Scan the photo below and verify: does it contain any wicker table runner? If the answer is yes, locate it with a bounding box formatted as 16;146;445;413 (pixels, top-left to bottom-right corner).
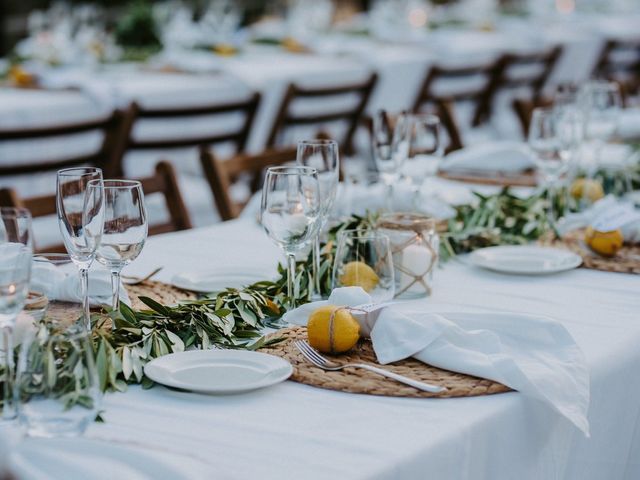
261;326;511;398
541;229;640;275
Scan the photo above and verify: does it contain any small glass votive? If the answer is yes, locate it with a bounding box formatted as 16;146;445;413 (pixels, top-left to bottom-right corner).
377;213;439;299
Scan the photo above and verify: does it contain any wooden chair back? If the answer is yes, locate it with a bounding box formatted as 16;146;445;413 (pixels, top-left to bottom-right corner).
480;46;562;124
200;146;298;221
593;39;640;82
511;96;555;138
0;110;125;177
0;161;192;252
412;62;497;152
112;93;261;176
266;74;378;156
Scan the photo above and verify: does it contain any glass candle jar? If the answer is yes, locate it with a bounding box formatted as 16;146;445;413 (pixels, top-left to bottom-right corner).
377;213;439;299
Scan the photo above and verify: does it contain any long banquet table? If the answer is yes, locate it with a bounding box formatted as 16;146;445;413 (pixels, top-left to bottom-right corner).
57;218;640;480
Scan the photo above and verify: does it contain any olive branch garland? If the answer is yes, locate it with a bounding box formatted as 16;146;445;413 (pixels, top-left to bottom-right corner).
0;188;574;411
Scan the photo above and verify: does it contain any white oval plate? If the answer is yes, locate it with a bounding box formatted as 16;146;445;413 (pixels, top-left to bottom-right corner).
144;350;293;394
171;266;274;293
469;246;582;275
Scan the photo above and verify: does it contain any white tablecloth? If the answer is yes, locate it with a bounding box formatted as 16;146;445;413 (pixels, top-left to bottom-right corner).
33;218;636;480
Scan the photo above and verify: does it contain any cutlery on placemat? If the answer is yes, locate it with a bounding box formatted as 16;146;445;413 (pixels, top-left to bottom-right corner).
122;267;164;285
294;340;446;393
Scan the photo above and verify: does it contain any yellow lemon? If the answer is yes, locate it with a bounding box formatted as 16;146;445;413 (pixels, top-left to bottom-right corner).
307;305;360;354
8;66;36;88
339;261;379;292
570;179;604;203
281;37;308;53
213;43;238;56
585;227;624;257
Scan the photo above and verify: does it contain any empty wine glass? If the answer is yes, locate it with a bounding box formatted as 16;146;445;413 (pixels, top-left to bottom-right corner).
261;167;321;306
332;230;395;304
56;167;104;331
528;107;581;227
372;110;410;211
0;207;33;420
403;113;443;211
296;139;339;300
580;80;622;174
92;180;148;312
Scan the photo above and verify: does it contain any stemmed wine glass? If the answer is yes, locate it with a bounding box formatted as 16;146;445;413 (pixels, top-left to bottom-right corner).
91;180;148;312
261;166;321;306
528;107;581;229
403;113;443;211
296;139;339;300
56;167;104;331
372;110;410;212
0;207;33;420
580;80;622;175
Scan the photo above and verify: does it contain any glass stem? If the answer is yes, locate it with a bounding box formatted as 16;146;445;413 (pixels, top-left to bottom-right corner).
2;326;15;420
286;252;296;308
547;180;556;235
310;237;322;301
111;269;122;313
385;181;393;212
80;267;91;332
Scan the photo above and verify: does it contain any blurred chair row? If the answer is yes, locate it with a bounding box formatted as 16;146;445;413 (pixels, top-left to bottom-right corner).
3;41;636;250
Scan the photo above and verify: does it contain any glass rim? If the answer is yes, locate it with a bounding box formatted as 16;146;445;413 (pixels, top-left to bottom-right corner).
337;229;390;241
297;139;338;147
33;253;72;264
57;167;103;177
0;206;32;219
88;179;142;189
377;212;436;230
266;166;318;176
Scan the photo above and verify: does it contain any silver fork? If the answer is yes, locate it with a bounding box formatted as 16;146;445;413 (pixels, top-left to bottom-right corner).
294;340;447;394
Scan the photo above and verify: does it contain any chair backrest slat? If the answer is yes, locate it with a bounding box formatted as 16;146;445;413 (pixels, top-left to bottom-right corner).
266;74;377;156
200;146;298;221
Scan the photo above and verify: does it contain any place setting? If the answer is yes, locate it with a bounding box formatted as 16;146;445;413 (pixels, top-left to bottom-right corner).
1;1;640;478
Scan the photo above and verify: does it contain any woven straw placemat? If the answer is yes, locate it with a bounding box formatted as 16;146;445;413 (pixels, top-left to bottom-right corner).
260;326;511;398
125;280;196;310
540;229;640;275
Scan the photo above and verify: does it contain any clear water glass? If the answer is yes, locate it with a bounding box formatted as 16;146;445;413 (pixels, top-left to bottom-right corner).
297;139;339;300
372;110;410;211
16;323;100;437
332;230;395;304
261;166;321;305
56;168;104;331
403;113;443;210
0;207;33;420
528;107;580;226
93;180;148;312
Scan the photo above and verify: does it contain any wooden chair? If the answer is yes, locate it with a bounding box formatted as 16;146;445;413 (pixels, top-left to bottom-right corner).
479;46;563;125
200;146;298;221
0;161;192;252
0;110;125;177
412;62;498;152
112;93;262;177
593;39;640;83
266;74;378;156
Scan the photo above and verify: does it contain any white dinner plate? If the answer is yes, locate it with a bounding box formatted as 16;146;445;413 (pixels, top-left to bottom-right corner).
469;246;582;275
171;266;274;293
144;350;293;394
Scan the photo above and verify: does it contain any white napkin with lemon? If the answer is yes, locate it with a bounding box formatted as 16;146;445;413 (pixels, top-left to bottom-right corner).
30;260;130;307
285;287;590;435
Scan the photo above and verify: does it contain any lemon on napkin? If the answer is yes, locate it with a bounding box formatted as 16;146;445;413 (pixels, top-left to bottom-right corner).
307;305;360;354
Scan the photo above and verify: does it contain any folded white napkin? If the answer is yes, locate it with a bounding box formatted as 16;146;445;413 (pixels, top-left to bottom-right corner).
286;287;590;435
30;261;130;307
441;141;535;173
559;195;640;243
